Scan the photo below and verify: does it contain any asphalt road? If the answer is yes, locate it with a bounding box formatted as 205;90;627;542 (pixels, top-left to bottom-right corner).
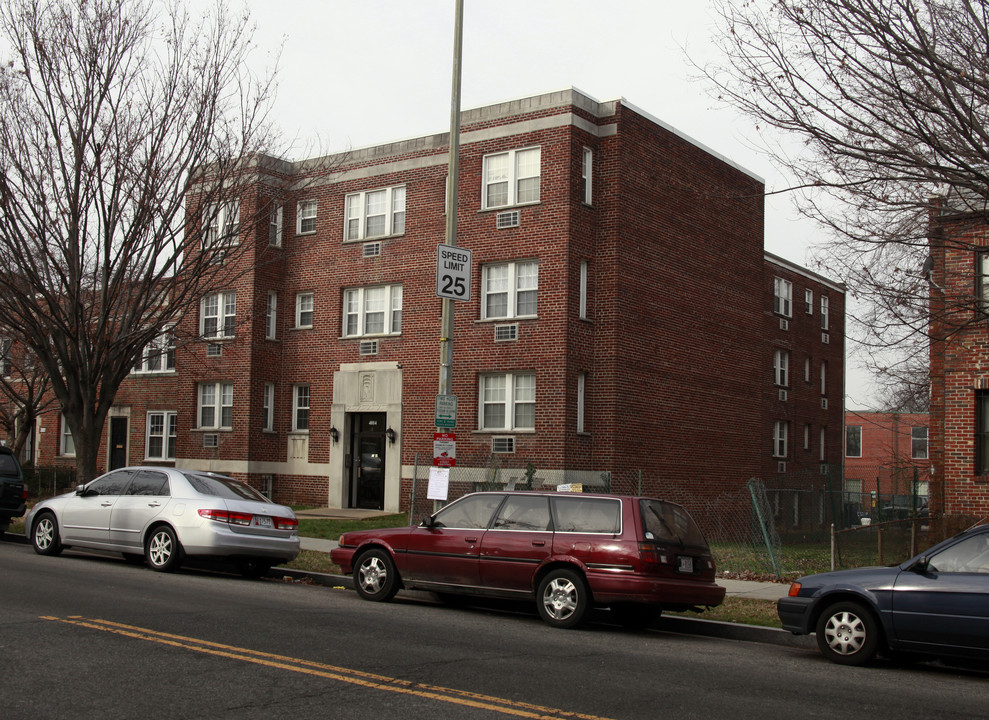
2;538;988;720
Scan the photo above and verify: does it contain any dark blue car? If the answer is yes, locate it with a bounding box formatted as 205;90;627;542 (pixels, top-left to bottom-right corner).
777;523;989;665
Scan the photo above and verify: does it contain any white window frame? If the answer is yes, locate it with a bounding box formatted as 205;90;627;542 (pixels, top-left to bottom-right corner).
481;261;538;320
263;383;275;432
344;185;406;241
579;260;589;320
577;372;587;433
200;292;236;340
820;427;827;462
198;382;233;430
146;411;177;461
774;277;792;317
804;288;814;315
581;147;593;205
912;426;929;459
60;413;75;457
133;328;175;374
773;420;788;458
804;423;811;451
266;291;277;340
295;292;314;329
342;285;402;337
479;373;536;431
773;349;789;387
269;205;283;247
297;200;317;235
0;337;11;377
203;201;240;249
846;425;863;458
821;360;828;395
804;356;811;383
292;384;310;432
482;147;541;210
820;295;830;330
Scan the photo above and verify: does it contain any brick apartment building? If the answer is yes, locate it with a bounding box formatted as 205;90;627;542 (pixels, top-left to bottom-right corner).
23;89;845;513
843;411;930;512
930;204;989;518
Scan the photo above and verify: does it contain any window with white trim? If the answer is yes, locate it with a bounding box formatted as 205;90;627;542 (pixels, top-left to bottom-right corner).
581;147;592;205
821;360;828;395
297;200;317;234
912;427;929;459
263;383;274;431
482;261;538;320
345;185;406;240
133;328;175;373
0;337;11;377
820;295;830;330
480;373;536;431
579;260;589;319
482;147;540;209
577;372;587;433
198;382;233;429
804;356;811;383
60;413;75;456
804;423;812;450
266;292;277;340
773;349;789;387
846;425;862;458
146;411;177;460
269;205;283;247
774;277;792;317
293;384;310;431
200;292;236;340
820;427;827;462
204;201;240;248
804;288;814;314
295;292;314;329
773;420;788;458
342;285;402;337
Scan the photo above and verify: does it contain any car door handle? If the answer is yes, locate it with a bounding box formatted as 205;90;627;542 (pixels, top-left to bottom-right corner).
101;502;113;507
147;502;161;508
532;541;546;547
466;537;477;543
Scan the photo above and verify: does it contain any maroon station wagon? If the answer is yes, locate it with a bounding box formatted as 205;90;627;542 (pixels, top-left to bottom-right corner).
331;492;726;628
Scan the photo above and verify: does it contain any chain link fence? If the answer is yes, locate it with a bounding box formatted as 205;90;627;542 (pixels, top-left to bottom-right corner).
22;465;77;500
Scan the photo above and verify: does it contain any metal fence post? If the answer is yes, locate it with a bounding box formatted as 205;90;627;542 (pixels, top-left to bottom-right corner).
830;523;836;571
748;478;780;578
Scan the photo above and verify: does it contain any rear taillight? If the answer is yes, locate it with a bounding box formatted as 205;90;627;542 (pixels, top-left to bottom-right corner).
21;487;28;500
198;509;253;525
638;542;661;564
274;516;298;531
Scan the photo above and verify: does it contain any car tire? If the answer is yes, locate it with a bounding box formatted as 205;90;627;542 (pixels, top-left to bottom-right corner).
145;525;182;573
611;603;661;630
32;512;63;556
354;548;399;602
536;568;590;629
815;601;881;666
236;558;273;579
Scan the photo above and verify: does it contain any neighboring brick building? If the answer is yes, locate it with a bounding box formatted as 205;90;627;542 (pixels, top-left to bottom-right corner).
843;411;930;512
929;204;989;518
25;89;845;513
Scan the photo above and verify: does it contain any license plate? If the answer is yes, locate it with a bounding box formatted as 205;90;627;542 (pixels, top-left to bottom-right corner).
255;515;273;528
677;556;694;573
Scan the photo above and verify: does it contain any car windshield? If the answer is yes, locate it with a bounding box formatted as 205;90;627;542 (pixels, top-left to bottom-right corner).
640;499;708;549
184;473;269;502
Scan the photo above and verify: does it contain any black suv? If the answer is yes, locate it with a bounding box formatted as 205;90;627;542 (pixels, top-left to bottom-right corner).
0;446;26;536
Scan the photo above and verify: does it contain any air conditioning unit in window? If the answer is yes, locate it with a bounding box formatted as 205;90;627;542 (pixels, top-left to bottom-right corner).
780;318;789;330
492;436;515;453
359;340;379;356
778;389;788;401
777;461;786;473
821;398;829;409
203;434;218;448
206;343;222;357
820;464;829;476
210;249;226;266
822;332;830;344
496;210;520;229
494;323;518;341
363;241;381;258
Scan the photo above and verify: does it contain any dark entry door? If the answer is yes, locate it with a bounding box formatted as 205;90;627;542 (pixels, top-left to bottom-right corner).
109;417;128;470
351;413;386;510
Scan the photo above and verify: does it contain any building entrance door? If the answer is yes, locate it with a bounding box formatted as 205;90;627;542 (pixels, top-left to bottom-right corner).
109;417;128;470
350;413;386;510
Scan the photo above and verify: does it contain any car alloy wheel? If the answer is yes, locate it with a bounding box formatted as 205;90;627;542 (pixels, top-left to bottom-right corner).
32;513;63;556
146;526;182;573
354;548;399;602
537;569;589;629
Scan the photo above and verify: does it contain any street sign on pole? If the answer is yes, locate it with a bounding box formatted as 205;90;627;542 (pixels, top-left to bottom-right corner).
433;432;456;467
436;244;472;301
435;394;457;428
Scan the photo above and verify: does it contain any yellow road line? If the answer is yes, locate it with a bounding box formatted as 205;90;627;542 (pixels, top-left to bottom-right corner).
42;616;614;720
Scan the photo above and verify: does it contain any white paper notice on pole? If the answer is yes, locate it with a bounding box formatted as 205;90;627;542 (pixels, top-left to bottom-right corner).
427;467;450;501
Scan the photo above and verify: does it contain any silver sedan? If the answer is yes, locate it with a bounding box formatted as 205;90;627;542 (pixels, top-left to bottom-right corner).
25;467;300;577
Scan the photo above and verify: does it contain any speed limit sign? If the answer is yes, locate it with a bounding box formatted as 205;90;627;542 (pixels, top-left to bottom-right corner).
436;244;472;301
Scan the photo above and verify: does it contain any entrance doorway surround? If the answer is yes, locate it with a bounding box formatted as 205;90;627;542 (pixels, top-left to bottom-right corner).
329;362;402;512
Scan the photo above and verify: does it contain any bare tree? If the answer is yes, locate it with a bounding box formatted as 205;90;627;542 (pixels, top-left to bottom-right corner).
701;0;989;396
0;0;277;483
0;337;57;458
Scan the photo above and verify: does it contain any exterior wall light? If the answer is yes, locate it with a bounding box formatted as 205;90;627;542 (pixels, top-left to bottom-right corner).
330;426;339;443
385;428;396;444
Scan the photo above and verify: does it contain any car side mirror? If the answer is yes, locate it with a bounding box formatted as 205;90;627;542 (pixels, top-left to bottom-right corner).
907;556;929;573
420;515;435;528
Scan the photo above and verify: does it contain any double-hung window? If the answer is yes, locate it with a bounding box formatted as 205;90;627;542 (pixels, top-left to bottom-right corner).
133;328;175;373
266;292;277;340
774;277;792;317
581;148;593;205
480;373;536;431
296;293;314;329
773;421;788;458
60;414;75;456
773;349;789;387
978;391;989;475
342;285;402;337
146;411;177;460
201;292;236;340
805;289;814;314
820;295;830;330
269;206;283;247
345;186;406;240
577;372;587;433
579;261;589;319
482;147;541;209
263;383;275;431
846;426;862;458
198;382;233;429
911;427;929;460
482;261;538;319
297;200;317;234
293;384;310;431
204;201;240;248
